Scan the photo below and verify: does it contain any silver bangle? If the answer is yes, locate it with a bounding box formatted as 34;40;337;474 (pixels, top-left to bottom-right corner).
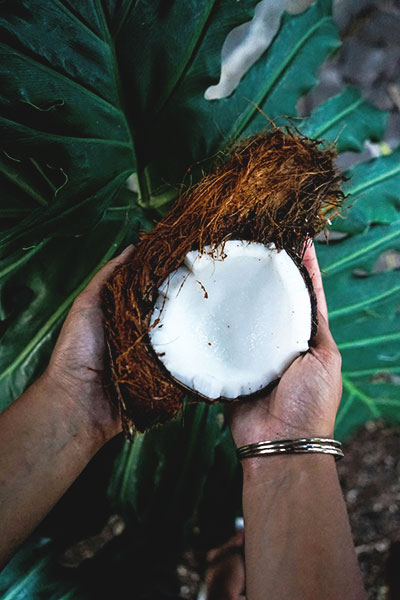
237;437;344;461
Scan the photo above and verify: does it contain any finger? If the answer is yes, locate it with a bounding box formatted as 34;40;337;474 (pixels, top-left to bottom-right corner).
303;241;328;322
78;244;135;300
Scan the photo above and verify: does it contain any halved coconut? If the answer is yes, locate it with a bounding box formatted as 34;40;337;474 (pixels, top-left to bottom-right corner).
149;240;313;401
103;128;344;435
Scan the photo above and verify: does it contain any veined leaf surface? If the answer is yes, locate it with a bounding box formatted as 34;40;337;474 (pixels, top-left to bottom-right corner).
0;1;136;255
0;2;399;595
299;86;387;153
0;0;258;254
138;0;340;199
317;222;400;439
335;149;400;233
0;191;147;410
108;402;223;546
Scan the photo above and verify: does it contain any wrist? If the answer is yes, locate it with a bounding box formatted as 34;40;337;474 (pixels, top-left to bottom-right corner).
231;422;335;450
39;370;116;450
241;452;337;486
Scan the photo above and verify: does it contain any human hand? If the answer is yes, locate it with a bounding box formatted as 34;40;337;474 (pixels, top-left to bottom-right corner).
41;245;135;444
228;243;342;448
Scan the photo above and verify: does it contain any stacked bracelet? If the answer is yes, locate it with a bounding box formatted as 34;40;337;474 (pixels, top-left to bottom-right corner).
237;437;344;461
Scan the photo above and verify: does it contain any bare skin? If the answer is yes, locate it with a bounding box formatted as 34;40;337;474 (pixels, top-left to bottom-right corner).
224;243;366;600
205;531;246;600
0;245;133;569
0;242;366;600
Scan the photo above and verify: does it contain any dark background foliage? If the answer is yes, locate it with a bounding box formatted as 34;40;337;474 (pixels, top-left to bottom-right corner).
0;1;399;598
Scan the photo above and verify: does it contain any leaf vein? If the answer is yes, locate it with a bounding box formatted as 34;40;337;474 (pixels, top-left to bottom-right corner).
310;96;363;140
54;0;108;45
0;221;130;385
0;115;131;147
347;163;400;197
235;15;333;137
0;42;121;114
342;376;380;418
330;282;400;319
322;225;400;273
338;331;400;350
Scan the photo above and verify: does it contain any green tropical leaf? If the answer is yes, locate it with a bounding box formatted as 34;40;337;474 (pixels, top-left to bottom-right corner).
299;86;387;153
332;148;400;233
0;539;83;600
136;0;340;202
108;402;224;548
0;0;259;255
237;0;339;139
1;1;399;596
317;221;400;439
0;190;147;410
0;1;136;256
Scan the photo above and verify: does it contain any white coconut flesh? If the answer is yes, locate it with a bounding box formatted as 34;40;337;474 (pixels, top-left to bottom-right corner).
149;240;312;400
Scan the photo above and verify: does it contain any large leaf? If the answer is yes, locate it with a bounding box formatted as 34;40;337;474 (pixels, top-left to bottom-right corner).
333;149;400;233
0;190;147;410
1;2;399;596
317;221;400;439
0;0;259;254
130;0;340;201
0;1;136;256
108;402;224;548
1;0;341;247
299;86;387;153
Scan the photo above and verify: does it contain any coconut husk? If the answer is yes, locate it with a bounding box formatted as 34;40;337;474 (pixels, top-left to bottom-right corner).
102;128;344;437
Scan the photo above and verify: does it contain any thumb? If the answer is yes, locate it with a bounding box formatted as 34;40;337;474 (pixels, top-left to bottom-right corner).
310;311;336;350
77;244;135;303
310;311;342;367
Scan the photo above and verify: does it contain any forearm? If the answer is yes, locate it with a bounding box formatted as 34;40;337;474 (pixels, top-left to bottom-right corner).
0;374;104;568
242;454;366;600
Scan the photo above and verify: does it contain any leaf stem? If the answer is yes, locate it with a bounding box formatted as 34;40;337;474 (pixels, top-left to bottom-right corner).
136;168;152;208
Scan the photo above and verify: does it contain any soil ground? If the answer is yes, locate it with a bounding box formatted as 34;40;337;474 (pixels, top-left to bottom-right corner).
338;421;400;599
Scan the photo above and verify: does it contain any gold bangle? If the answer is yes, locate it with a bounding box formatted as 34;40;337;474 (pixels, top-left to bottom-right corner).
237;437;343;461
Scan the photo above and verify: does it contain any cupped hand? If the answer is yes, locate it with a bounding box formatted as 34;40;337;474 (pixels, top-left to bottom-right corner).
42;245;135;443
229;243;342;448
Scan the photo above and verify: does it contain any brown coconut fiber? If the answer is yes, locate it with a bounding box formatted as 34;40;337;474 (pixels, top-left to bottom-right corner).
102;128;344;437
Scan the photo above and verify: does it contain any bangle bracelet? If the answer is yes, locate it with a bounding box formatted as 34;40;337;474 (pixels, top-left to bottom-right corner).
237;437;344;461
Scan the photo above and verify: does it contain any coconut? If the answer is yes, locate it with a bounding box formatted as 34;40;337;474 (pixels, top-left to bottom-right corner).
149;240;314;400
102;128;344;437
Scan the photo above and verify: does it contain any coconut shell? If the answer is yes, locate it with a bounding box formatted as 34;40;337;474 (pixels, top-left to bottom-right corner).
102;128;344;436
